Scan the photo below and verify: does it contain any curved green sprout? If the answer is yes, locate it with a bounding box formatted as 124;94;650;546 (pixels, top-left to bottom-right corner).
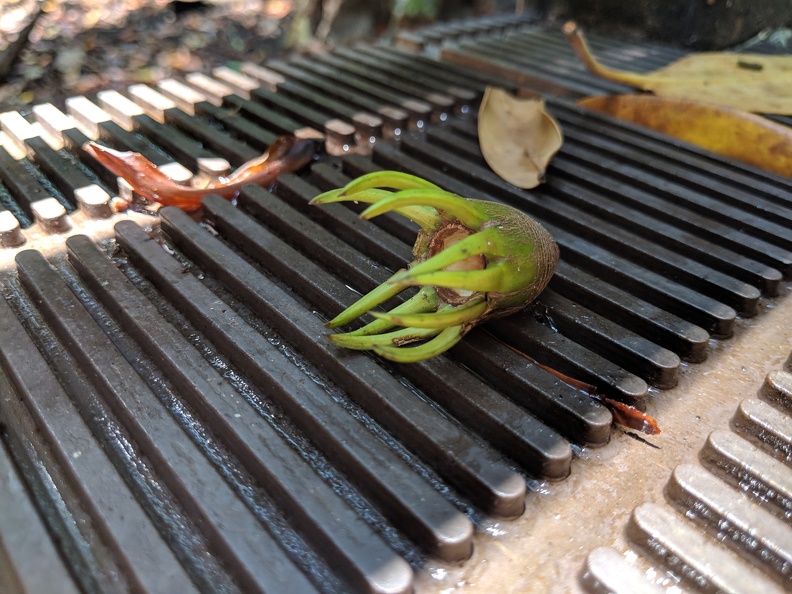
311;171;560;362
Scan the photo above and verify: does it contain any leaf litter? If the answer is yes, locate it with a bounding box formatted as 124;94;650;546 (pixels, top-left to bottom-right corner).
579;94;792;178
477;86;563;189
564;20;792;115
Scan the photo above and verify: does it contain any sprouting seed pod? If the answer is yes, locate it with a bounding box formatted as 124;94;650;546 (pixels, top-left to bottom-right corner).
311;171;560;362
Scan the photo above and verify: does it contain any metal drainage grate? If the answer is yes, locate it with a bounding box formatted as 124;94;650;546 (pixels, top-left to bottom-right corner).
0;13;791;594
582;365;792;594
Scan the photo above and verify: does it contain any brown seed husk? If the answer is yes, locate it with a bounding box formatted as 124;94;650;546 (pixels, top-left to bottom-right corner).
477;86;564;189
428;221;484;306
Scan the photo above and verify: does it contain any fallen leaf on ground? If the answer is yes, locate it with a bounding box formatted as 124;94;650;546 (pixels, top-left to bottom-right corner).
478;86;563;189
563;21;792;115
579;94;792;178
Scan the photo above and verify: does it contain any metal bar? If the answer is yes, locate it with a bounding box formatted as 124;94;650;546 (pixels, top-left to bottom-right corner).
312;51;456;116
0;384;81;594
66;233;418;588
267;57;408;134
235;184;612;447
222;92;306;136
1;275;240;593
426;125;778;302
539;289;680;389
276;58;432;128
549;261;710;364
365;141;738;338
192;100;278;151
581;547;666;594
333;47;477;108
357;44;485;99
0;294;197;594
221;186;576;474
700;429;792;521
14;249;318;594
0;145;65;216
308;161;422;245
732;398;792;464
441;120;788;291
371;44;516;91
24;137;107;209
249;85;357;149
667;464;792;582
461;36;630;96
487;313;648;407
162;107;259;167
556;139;792;252
448;328;613;446
277;173;414;270
440;43;589;98
627;503;783;594
552;102;792;205
125;205;473;562
0;362;111;594
126;113;215;171
152;206;529;516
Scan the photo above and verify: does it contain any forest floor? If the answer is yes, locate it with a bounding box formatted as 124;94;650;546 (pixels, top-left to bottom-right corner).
0;0;498;114
1;1;302;112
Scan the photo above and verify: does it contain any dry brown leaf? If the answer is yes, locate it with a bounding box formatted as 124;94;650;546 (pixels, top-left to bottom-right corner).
564;21;792;115
478;86;563;189
580;94;792;178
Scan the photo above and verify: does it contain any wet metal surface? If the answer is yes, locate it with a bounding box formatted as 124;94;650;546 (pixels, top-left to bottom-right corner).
1;12;792;593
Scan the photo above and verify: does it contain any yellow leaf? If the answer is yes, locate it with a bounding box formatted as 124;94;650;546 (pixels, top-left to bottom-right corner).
478;86;563;189
579;94;792;178
563;21;792;115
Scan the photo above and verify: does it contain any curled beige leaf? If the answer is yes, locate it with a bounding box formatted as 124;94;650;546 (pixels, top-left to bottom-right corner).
478;86;564;189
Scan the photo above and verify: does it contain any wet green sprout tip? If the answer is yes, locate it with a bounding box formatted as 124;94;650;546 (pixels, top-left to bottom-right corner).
310;171;560;363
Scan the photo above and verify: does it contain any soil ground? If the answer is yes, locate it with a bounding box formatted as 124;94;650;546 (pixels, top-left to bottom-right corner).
0;0;508;114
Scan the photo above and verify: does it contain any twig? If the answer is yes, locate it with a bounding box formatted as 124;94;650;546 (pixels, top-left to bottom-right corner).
485;328;661;435
315;0;345;44
0;8;43;82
